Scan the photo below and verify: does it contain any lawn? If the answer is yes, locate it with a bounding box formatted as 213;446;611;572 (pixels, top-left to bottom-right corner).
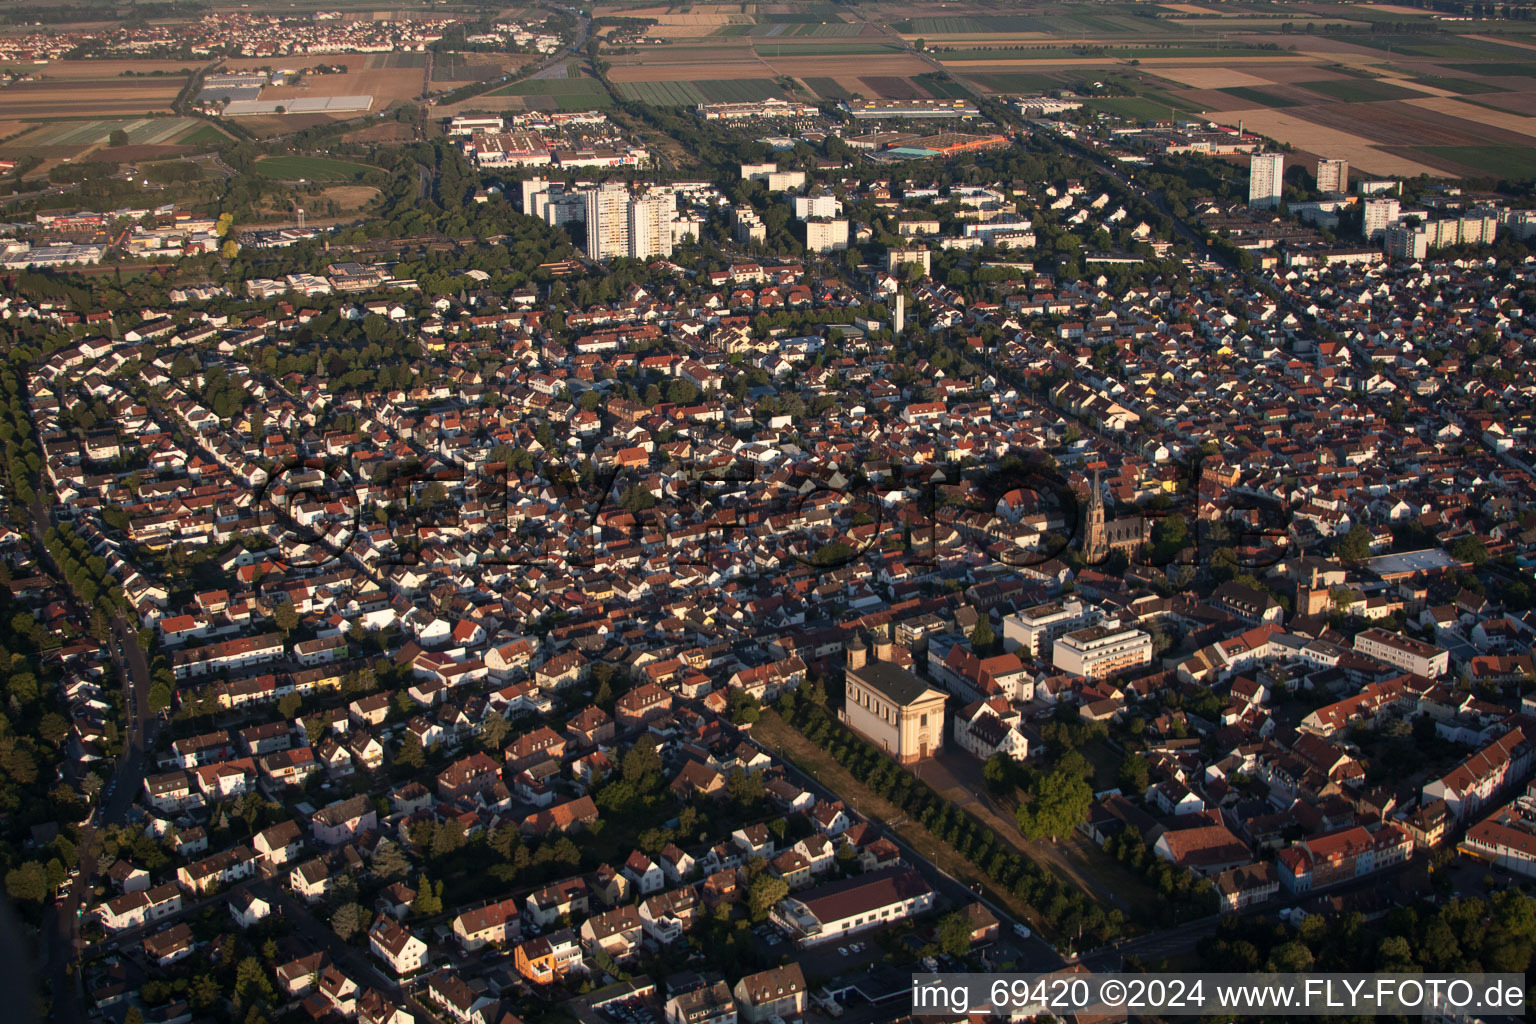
254;155;376;181
1218;85;1301;107
1417;145;1536;180
1299;78;1424;102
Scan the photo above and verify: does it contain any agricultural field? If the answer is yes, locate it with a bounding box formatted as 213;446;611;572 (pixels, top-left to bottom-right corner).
1218;85;1301;107
612;79;709;106
751;40;905;55
253;155;378;181
1412;145;1536;179
915;73;976;99
486;76;612;106
1298;78;1426;102
0;117;210;161
612;78;784;105
220;56;425;107
961;71;1066;94
802;77;853;100
431;53;512;83
0;75;186;119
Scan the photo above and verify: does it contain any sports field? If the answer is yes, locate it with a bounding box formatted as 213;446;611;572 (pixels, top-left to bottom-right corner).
254;155;378;181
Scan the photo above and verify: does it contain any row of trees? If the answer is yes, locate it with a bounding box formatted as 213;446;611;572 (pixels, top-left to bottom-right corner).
776;688;1124;947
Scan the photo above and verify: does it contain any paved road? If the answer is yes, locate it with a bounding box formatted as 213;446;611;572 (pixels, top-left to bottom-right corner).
19;418;156;1022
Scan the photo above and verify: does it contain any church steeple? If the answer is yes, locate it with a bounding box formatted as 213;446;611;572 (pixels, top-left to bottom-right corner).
1083;466;1107;564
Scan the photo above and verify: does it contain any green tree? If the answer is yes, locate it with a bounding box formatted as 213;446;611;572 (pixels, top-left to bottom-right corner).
936;910;973;957
1448;535;1489;567
148;680;173;713
748;874;788;923
277;692;302;721
4;861;47;902
373;839;410;880
1015;769;1092;842
1337;526;1371;562
412;874;441;916
1117;754;1149;795
332;902;367;941
480;713;510;750
982;753;1014;794
396;735;425;770
971;613;995;655
623;736;662;787
272;600;300;634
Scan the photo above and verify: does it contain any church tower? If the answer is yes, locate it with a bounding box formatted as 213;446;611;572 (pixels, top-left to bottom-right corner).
1082;467;1107;564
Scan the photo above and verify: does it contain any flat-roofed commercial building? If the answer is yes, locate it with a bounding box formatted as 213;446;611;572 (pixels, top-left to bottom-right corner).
1052;623;1152;680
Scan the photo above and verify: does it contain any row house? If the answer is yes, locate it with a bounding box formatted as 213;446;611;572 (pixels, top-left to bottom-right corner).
1276;823;1414;894
177;844;258;895
1423;725;1536;823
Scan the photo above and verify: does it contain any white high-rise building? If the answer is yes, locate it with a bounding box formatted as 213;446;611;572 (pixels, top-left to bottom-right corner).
1363;197;1401;242
627;193;675;260
1316;158;1348;195
521;176;549;214
1248;152;1284;209
792;194;841;221
584;184;631;260
805;218;849;254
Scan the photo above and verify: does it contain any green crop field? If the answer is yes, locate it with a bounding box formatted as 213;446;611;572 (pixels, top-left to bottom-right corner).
1417;145;1536;180
1218;86;1301;107
939;44;1280;59
174;123;233;146
1349;36;1533;59
696;79;785;103
1446;62;1536;78
612;80;708;105
6;117;205;149
915;74;975;99
612;79;784;105
1089;95;1195;120
487;77;609;100
963;72;1065;93
1299;78;1423;102
1405;74;1502;94
255;155;376;181
752;40;904;55
804;77;853;100
750;22;863;37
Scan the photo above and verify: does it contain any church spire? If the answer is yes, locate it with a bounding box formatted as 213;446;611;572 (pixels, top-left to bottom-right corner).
1083;466;1107;564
